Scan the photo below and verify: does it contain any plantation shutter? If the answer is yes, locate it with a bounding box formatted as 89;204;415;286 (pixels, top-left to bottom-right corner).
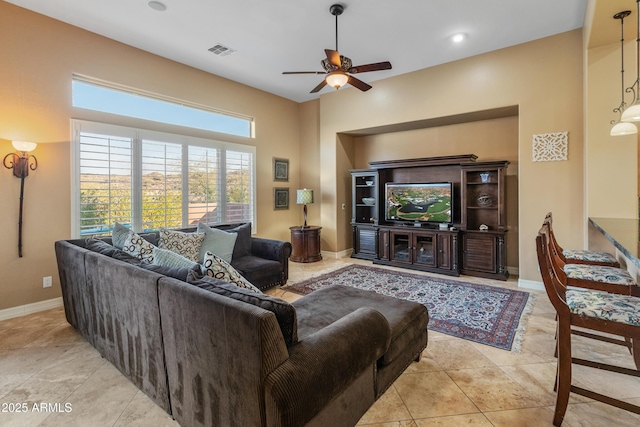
73;120;256;237
225;150;254;224
188;146;221;225
78;132;133;236
141;140;183;230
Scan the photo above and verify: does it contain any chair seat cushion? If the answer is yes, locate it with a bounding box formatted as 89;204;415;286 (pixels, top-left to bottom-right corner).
567;289;640;326
563;264;636;285
563;249;617;264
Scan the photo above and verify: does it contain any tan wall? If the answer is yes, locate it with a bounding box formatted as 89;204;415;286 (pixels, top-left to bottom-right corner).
297;100;322;227
585;41;638;220
0;3;302;310
316;30;584;282
353;117;519;269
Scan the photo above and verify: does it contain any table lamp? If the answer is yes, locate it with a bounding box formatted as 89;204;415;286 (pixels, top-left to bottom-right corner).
296;189;314;228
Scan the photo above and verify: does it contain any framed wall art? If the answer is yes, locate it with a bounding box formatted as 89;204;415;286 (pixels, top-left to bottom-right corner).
273;158;289;181
274;187;289;210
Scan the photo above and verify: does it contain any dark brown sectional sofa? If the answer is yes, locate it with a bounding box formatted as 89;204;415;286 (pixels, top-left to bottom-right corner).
55;226;429;426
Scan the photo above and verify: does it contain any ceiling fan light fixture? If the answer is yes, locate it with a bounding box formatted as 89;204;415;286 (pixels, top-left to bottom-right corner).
326;72;349;90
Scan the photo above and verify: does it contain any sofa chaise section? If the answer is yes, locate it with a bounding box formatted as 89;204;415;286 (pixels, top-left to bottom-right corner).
158;277;392;427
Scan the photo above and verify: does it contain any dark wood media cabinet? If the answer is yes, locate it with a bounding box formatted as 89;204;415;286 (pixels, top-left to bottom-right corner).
350;155;509;280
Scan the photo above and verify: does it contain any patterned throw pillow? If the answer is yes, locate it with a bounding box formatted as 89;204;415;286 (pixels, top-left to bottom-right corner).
122;230;155;263
202;251;261;293
112;222;131;250
197;223;237;264
158;229;205;262
153;246;199;270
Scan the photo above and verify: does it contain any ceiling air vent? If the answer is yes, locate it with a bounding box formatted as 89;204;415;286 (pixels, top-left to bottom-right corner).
208;44;236;57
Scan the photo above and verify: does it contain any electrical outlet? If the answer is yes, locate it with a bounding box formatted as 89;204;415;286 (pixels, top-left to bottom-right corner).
43;276;52;288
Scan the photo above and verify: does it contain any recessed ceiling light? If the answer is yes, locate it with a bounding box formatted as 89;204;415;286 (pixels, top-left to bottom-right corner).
452;33;466;43
148;1;167;11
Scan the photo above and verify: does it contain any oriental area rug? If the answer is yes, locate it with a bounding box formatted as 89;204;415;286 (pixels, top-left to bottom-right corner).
283;264;532;351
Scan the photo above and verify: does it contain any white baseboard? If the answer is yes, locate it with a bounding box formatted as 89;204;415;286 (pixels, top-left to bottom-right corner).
0;297;64;321
507;266;519;276
517;278;544;291
321;249;353;259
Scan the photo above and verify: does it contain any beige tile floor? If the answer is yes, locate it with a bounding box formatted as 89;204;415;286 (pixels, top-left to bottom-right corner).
2;257;640;426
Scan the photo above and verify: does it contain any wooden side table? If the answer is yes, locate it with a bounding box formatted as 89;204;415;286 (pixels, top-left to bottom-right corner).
290;226;322;263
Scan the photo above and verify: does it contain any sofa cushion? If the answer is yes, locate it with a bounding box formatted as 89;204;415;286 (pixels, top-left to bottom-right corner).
158;229;204;262
190;277;298;346
123;230;156;263
229;223;252;259
197;222;238;263
203;251;261;293
86;238;133;260
231;255;283;284
139;262;191;281
292;285;428;366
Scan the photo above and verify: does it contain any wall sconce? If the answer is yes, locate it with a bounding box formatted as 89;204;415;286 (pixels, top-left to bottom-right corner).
296;188;314;228
3;141;38;257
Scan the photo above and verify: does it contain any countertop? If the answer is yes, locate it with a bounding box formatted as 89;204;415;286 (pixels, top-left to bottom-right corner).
588;217;640;268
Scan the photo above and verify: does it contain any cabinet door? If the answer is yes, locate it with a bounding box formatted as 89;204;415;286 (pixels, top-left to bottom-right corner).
354;226;377;256
378;229;390;260
437;233;451;270
389;231;412;264
413;232;436;267
462;233;497;273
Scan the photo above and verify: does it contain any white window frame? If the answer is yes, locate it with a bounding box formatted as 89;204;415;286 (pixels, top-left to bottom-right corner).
71;120;256;238
72;75;255;138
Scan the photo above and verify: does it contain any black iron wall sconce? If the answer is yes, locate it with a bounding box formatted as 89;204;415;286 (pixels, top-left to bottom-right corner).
3;141;38;257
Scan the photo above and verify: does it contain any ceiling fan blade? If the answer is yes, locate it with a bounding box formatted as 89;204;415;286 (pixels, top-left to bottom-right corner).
347;75;372;92
348;61;392;74
325;49;342;67
310;79;328;93
282;71;327;75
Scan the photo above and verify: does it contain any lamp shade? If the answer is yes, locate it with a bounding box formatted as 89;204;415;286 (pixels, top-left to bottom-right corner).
325;72;349;89
611;121;638;136
12;141;37;153
296;189;314;205
621;102;640;122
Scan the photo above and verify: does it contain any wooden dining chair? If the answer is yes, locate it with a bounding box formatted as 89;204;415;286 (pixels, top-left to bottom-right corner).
536;224;640;426
544;212;620;267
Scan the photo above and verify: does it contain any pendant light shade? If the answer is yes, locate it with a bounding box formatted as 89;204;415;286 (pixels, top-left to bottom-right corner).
621;103;640;122
611;121;637;135
611;9;638;134
622;1;640;123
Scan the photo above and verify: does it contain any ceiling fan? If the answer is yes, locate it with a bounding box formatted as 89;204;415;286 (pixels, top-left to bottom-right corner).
283;4;392;93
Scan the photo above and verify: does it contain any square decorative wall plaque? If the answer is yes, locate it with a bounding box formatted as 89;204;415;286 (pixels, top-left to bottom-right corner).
532;132;568;162
274;187;289;210
273;158;289;181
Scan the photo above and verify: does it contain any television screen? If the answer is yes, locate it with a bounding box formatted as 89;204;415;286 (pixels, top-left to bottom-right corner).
385;182;453;223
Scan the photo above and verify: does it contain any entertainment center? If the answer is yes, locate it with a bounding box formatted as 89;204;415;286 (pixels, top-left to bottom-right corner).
351;154;509;280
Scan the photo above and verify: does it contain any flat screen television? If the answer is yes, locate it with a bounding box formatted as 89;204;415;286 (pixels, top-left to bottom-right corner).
385;182;453;224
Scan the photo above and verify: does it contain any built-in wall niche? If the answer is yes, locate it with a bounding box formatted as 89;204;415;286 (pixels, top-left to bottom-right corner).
346;111;519;271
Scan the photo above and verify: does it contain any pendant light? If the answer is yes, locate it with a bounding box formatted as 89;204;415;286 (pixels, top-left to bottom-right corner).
612;10;638;135
622;0;640;122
